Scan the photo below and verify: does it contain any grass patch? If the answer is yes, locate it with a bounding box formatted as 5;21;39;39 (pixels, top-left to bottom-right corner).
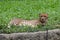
0;0;60;33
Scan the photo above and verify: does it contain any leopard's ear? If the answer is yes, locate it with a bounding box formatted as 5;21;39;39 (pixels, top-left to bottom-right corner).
39;13;42;15
39;13;42;16
45;14;48;19
39;13;40;16
45;13;48;16
46;13;48;16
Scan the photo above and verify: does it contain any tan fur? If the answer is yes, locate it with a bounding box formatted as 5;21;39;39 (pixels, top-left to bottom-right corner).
8;14;48;28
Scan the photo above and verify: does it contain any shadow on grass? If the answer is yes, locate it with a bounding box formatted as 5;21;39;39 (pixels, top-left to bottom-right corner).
0;24;60;34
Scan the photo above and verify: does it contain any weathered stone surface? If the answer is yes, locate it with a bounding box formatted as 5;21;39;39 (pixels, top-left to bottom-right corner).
0;29;60;40
0;34;10;40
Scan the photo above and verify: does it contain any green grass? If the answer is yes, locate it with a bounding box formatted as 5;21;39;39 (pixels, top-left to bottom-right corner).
0;0;60;33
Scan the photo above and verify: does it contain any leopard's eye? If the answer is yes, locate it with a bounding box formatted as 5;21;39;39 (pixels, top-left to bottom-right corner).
40;16;43;17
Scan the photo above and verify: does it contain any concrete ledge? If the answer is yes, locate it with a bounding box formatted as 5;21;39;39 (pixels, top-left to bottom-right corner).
0;29;60;40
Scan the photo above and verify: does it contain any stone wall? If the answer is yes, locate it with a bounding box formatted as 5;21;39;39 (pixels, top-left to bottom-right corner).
0;29;60;40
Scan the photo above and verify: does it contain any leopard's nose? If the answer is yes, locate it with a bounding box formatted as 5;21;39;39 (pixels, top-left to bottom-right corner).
42;19;44;20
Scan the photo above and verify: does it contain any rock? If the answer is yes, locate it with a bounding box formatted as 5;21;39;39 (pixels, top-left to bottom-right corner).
0;34;10;40
0;29;60;40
